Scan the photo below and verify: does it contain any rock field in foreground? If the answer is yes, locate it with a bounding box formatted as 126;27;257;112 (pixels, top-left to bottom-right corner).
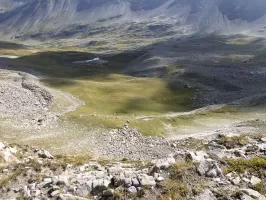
1;131;266;200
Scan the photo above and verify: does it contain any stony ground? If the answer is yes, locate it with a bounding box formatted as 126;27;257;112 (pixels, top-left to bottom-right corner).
0;67;83;128
1;132;266;200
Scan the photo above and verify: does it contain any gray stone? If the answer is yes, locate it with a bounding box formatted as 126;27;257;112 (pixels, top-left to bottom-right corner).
195;189;217;200
231;177;241;185
51;190;60;197
38;149;54;159
151;155;175;169
31;189;41;197
127;186;137;194
37;181;51;189
132;178;140;186
257;144;266;152
57;175;69;186
241;189;262;198
250;176;261;186
156;176;165;182
138;175;156;187
259;196;266;200
59;194;88;200
242;177;250;183
197;159;222;177
124;178;132;187
75;185;90;197
92;179;100;189
44;178;52;183
186;151;208;162
240;194;255;200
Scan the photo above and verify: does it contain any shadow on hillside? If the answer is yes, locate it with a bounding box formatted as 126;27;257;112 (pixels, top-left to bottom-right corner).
0;41;27;49
2;34;266;109
6;50;147;81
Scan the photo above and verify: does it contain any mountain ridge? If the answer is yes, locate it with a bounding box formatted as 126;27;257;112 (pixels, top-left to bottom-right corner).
1;0;266;40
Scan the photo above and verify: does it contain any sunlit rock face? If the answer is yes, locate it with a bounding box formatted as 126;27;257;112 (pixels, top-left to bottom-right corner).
0;0;266;38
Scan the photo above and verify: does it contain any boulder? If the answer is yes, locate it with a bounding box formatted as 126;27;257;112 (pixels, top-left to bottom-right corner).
257;144;266;152
250;176;261;186
0;142;19;164
241;189;262;198
127;186;137;194
186;151;209;162
132;178;140;187
197;159;222;177
38;149;54;159
138;174;156;187
240;194;255;200
75;185;90;197
151;155;176;170
57;175;69;186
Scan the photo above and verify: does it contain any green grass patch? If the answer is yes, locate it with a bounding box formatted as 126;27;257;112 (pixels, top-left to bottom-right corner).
43;74;194;116
225;157;266;176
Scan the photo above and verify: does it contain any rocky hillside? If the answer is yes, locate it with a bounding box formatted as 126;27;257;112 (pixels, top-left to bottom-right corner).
1;131;266;199
1;0;266;39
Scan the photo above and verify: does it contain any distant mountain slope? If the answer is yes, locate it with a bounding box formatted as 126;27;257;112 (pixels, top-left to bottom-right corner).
0;0;266;40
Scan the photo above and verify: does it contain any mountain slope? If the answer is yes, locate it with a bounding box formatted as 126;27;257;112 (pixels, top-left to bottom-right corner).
1;0;266;40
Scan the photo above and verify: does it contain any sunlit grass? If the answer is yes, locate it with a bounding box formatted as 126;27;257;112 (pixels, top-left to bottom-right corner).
42;74;194;116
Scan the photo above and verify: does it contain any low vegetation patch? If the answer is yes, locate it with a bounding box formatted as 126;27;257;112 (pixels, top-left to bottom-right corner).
161;161;193;199
0;170;23;188
169;161;193;180
253;182;266;195
161;180;189;200
55;154;92;166
217;135;248;149
225;156;266;176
